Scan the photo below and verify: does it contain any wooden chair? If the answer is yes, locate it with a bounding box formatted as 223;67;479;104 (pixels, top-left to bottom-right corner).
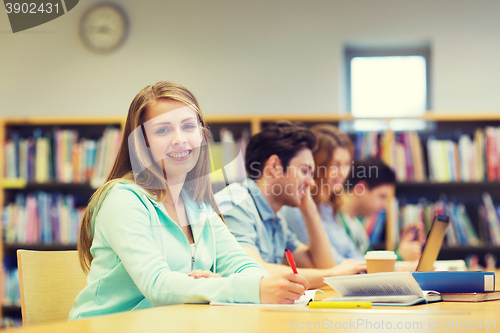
17;250;87;326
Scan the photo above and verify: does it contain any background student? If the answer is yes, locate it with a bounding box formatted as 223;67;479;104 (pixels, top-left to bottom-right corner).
215;122;365;289
282;124;365;264
283;127;425;263
337;157;426;261
69;82;308;320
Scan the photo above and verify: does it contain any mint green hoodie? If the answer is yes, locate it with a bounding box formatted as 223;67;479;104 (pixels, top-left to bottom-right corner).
69;183;268;320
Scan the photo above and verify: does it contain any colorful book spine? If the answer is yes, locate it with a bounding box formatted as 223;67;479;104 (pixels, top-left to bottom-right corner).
399;199;481;246
2;192;83;245
481;192;500;245
3;126;121;186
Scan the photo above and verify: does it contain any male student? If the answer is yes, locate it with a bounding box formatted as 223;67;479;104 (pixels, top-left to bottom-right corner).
336;157;426;262
215;122;366;288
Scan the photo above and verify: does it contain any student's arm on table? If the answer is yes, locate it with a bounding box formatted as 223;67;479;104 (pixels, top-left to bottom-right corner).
215;205;309;304
243;246;366;289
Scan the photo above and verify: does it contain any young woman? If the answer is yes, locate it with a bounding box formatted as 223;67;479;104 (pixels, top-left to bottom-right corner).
69;82;307;320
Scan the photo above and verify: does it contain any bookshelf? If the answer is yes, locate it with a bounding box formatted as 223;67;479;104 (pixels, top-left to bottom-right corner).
2;113;500;325
0;117;125;326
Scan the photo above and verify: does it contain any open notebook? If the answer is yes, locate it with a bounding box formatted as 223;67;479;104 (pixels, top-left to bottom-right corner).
323;272;441;306
210;289;321;306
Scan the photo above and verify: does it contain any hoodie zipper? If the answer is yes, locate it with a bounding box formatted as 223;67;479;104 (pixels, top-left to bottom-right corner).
160;203;207;271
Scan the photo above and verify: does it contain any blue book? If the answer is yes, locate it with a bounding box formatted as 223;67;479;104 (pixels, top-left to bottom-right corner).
449;203;468;245
369;210;386;245
10;130;20;178
355;133;363;160
412;272;495;293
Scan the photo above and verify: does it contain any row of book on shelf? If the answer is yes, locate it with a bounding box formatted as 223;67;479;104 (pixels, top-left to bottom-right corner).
4;128;500;248
3;127;122;188
3;126;249;188
375;192;500;248
0;126;249;247
355;126;500;183
5;124;500;186
2;192;82;245
6;191;496;250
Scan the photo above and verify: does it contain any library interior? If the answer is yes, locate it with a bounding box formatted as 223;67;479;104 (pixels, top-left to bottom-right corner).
2;0;500;332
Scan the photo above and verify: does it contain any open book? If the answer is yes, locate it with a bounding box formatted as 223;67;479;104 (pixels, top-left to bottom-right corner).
323;272;441;306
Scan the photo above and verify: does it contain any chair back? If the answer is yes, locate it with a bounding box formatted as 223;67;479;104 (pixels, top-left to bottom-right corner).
17;250;87;326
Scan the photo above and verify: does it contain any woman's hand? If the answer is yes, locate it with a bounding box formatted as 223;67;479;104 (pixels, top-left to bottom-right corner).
260;272;309;304
188;269;222;279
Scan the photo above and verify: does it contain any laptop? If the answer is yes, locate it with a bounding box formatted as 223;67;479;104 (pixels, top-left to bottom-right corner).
415;214;450;272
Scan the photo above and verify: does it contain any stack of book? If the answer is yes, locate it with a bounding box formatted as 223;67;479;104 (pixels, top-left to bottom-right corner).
355;131;426;182
89;127;122;188
479;192;500;246
354;126;500;183
354;132;380;161
427;129;485;182
380;131;426;183
2;268;20;307
2;192;83;245
396;198;481;247
4;127;122;188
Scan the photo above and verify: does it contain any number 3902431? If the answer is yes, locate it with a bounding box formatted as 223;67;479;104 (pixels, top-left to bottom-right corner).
5;3;59;14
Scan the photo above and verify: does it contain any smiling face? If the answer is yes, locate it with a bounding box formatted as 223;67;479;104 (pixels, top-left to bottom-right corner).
142;99;203;182
275;148;315;207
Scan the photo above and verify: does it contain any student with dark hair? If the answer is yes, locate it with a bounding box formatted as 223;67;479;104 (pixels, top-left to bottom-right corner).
338;157;425;261
215;122;365;289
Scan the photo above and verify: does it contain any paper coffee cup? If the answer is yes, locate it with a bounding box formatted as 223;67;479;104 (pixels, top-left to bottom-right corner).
364;251;397;274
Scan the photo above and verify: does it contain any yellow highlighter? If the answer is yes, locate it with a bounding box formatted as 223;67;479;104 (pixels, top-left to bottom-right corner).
308;301;372;309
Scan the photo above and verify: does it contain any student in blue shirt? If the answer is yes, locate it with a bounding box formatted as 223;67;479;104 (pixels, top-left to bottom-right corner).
281;124;365;264
69;82;308;320
215;122;366;289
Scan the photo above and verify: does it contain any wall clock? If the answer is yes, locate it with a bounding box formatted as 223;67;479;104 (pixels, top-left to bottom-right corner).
80;4;128;53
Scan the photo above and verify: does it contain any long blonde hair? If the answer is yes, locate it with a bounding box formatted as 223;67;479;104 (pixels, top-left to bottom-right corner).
78;81;220;273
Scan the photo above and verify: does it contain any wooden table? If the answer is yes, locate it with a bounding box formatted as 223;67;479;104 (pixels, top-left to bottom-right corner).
8;277;500;333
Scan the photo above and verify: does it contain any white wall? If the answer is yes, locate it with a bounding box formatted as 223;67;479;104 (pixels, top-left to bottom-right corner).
1;0;499;117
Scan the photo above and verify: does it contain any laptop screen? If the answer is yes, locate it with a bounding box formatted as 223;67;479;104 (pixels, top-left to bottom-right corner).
416;214;450;272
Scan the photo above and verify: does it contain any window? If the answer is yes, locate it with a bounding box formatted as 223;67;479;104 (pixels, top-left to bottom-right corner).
345;46;431;119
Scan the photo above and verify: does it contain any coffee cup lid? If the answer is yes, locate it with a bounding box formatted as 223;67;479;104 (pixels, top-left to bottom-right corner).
364;250;397;260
